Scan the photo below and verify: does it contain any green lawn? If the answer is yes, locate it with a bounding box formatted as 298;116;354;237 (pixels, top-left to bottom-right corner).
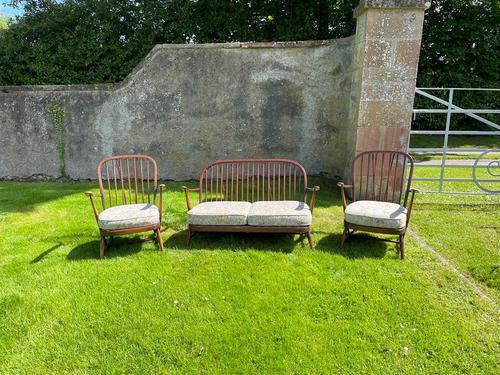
410;135;500;150
410;166;500;294
410;135;499;162
411;165;499;194
0;179;498;373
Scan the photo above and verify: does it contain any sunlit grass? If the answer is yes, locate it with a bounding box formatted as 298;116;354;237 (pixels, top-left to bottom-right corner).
0;179;498;373
412;165;499;193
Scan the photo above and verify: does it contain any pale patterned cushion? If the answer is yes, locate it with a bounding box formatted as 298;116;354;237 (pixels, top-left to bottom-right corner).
98;204;160;230
344;200;407;229
188;201;252;226
247;201;312;227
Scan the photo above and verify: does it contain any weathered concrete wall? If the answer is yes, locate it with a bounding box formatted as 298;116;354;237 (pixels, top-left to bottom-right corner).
0;39;354;180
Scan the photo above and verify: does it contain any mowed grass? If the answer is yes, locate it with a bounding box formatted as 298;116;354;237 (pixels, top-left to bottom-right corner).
410;166;500;295
0;179;498;373
410;135;500;161
410;135;500;150
411;165;499;194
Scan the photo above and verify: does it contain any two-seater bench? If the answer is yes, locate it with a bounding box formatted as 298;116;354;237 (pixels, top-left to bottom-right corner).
182;159;320;247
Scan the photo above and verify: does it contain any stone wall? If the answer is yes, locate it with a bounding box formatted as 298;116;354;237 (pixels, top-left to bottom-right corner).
0;0;427;182
0;39;354;180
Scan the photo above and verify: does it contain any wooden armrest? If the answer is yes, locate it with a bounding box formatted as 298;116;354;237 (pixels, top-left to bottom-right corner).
337;182;352;188
305;186;320;213
158;184;166;222
337;183;352;211
406;188;418;227
84;191;100;222
85;191;103;197
181;186;200;210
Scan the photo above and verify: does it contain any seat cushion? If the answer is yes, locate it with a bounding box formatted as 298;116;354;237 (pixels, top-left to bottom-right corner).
98;204;160;230
247;201;312;227
187;201;251;226
344;200;407;229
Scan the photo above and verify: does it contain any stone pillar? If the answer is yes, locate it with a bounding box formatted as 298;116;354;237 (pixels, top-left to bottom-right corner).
346;0;427;177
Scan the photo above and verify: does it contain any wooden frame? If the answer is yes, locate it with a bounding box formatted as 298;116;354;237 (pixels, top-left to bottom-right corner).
182;158;319;248
338;151;417;259
85;155;165;258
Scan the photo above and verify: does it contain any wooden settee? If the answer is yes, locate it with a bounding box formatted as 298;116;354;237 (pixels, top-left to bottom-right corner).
182;159;320;247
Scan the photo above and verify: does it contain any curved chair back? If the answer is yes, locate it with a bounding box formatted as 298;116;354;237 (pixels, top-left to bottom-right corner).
351;151;414;206
198;159;308;203
97;155;158;210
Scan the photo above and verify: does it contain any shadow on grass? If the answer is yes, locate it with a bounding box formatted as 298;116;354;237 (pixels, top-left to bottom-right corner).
66;237;148;260
0;181;94;214
165;230;306;253
31;243;62;263
412;154;433;162
316;232;393;259
416;203;500;212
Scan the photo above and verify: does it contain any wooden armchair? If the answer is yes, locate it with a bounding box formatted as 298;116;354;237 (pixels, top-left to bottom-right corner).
338;151;417;259
85;155;165;258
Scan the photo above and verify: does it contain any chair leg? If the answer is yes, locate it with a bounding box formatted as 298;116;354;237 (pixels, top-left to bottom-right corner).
306;232;313;249
399;234;405;260
340;227;349;249
99;236;106;259
186;229;192;247
156;228;164;251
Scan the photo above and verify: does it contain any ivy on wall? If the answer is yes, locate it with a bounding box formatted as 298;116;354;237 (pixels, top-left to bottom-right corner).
47;103;66;178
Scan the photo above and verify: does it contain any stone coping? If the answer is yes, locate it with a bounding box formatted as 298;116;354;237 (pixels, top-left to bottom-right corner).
354;0;427;17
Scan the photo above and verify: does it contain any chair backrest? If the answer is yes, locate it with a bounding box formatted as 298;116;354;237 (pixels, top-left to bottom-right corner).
351;151;414;206
198;159;308;203
97;155;158;210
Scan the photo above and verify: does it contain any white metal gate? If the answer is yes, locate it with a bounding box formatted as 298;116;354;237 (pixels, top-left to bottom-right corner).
409;88;499;194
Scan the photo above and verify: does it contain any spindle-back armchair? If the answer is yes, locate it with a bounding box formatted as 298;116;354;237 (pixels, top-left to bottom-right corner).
85;155;165;258
338;151;417;259
182;158;320;247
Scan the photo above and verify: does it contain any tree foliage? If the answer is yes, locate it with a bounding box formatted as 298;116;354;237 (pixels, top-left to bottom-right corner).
0;15;7;29
414;0;499;129
0;0;498;100
419;0;499;89
0;0;358;85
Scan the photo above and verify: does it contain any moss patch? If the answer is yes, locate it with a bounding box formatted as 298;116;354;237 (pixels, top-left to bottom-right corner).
47;104;66;178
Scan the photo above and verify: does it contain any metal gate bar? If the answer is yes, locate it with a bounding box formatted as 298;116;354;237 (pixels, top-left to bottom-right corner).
409;88;499;194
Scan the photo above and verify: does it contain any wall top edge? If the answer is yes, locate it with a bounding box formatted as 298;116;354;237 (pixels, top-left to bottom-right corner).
153;36;355;50
354;0;428;17
0;36;355;93
0;84;115;93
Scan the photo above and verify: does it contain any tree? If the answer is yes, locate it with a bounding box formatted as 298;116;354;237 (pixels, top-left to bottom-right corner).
0;15;8;29
419;0;499;89
414;0;499;129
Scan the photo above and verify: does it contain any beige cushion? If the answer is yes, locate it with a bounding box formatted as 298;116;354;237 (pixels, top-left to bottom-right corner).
344;200;407;229
188;201;251;226
98;203;160;230
247;200;312;227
